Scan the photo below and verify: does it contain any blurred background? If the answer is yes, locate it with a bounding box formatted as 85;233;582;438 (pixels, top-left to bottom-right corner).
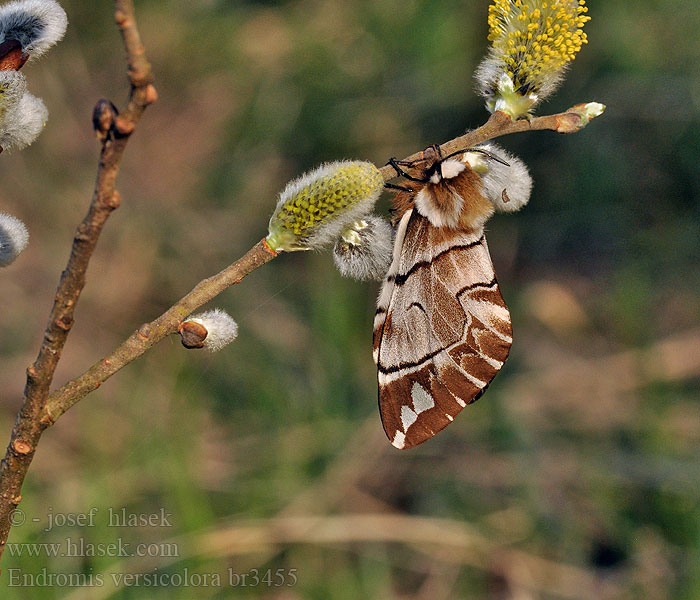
0;0;699;598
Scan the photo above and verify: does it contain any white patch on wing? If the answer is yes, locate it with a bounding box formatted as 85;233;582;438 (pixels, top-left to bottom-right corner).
482;355;504;369
411;382;434;414
401;405;418;431
392;431;406;449
446;414;454;422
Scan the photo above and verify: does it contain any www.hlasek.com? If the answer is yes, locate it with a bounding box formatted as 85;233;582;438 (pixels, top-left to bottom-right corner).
6;537;179;559
7;568;299;588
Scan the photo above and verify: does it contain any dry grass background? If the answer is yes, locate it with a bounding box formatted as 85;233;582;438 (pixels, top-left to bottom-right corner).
0;0;699;598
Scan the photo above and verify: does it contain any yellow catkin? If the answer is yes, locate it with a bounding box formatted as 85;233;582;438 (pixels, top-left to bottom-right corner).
487;0;590;94
267;161;384;251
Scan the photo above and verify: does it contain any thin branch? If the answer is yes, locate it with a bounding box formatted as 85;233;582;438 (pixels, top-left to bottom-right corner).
0;0;154;561
42;238;278;424
378;105;600;181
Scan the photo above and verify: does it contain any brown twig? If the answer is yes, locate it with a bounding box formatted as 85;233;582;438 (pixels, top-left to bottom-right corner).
42;238;278;424
0;0;155;563
378;105;600;181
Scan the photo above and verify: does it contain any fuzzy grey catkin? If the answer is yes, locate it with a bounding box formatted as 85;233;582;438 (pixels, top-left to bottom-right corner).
0;84;47;150
0;212;29;266
0;0;68;60
182;309;239;352
333;215;394;281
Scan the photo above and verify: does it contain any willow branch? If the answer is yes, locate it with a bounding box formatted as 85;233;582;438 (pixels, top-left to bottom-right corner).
42;239;277;424
0;0;154;562
378;104;601;181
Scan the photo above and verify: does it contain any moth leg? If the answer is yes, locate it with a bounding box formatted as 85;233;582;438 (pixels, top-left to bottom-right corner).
384;182;414;193
386;157;427;183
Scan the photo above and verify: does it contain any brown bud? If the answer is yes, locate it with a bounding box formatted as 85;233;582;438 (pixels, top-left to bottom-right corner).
92;99;119;141
114;10;128;26
55;315;74;331
12;440;32;455
0;40;28;71
144;84;158;105
114;115;135;136
137;323;152;339
178;320;208;349
107;190;122;209
555;112;583;134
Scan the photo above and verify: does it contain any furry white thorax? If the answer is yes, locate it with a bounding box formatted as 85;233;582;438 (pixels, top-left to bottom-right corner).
440;158;465;180
414;187;463;229
413;159;468;228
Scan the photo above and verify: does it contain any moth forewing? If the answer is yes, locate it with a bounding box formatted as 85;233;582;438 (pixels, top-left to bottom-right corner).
375;153;512;449
373;209;412;364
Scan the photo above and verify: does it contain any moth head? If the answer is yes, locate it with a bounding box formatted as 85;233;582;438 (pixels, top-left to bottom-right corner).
402;149;493;230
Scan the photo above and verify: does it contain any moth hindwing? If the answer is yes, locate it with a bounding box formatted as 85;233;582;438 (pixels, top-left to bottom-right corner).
374;149;512;449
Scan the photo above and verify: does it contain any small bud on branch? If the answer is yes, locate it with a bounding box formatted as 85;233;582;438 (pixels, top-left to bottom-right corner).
180;309;239;352
92;98;118;141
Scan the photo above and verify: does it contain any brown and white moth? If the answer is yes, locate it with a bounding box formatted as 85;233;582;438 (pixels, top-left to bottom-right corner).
373;145;514;449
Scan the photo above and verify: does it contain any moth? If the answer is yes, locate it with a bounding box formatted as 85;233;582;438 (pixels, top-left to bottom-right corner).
373;145;514;449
